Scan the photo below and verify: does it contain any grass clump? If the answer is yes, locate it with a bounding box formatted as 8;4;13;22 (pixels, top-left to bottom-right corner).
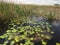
43;11;55;22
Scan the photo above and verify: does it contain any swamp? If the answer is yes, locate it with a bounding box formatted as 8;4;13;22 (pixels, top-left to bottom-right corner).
0;1;60;45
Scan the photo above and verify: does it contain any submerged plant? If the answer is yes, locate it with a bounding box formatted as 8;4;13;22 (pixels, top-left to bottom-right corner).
0;21;54;45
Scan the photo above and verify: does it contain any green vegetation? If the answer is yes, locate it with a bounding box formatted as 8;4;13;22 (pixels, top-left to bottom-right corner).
0;1;60;45
56;43;60;45
0;21;54;45
44;11;55;21
0;1;60;22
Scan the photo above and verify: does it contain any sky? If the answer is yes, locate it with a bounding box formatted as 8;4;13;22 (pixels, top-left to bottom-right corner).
0;0;60;5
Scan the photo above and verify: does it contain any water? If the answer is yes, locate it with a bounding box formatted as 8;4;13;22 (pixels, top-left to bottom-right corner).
27;15;60;44
27;15;46;23
0;16;60;45
50;20;60;42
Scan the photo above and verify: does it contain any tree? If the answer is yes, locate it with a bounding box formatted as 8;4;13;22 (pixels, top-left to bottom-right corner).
54;3;60;7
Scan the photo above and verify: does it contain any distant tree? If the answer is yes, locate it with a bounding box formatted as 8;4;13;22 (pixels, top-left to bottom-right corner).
54;4;60;7
55;4;60;6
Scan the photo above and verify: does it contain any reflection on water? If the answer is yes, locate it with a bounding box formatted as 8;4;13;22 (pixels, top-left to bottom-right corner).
50;20;60;42
27;15;46;23
52;20;60;26
46;20;60;45
27;15;60;43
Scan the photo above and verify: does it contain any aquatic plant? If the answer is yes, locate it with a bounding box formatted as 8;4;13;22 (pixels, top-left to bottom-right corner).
56;43;60;45
44;11;55;22
0;21;54;45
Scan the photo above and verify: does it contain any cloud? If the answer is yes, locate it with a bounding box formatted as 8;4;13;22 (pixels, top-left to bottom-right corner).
0;0;60;5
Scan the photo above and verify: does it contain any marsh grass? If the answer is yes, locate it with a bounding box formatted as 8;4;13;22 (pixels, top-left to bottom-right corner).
0;2;60;22
0;2;60;33
0;1;60;45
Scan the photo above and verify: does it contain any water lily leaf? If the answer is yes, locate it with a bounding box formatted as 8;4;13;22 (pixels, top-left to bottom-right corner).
21;35;25;39
40;31;43;32
14;36;19;42
6;30;11;33
30;42;34;45
47;27;50;32
0;35;5;38
49;25;52;27
46;22;49;25
13;25;16;27
12;29;17;32
24;32;27;35
39;22;42;24
56;43;60;45
3;44;6;45
36;25;40;28
24;40;30;45
37;34;40;36
51;31;54;34
0;44;2;45
42;41;47;45
11;27;14;29
4;41;8;44
41;34;44;37
11;23;14;25
45;35;51;39
30;31;34;35
30;37;34;40
19;27;25;32
20;43;23;45
10;40;15;45
47;29;50;32
25;26;31;29
8;37;12;40
40;22;44;26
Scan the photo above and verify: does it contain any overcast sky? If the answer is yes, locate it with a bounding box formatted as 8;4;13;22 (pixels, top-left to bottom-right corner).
0;0;60;5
